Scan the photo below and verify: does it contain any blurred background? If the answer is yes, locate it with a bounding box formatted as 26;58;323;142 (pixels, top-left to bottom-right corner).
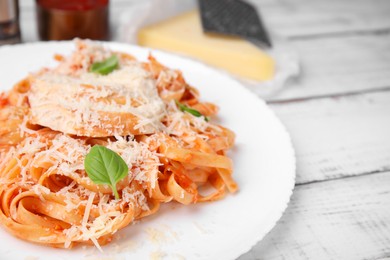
5;0;299;97
16;0;264;42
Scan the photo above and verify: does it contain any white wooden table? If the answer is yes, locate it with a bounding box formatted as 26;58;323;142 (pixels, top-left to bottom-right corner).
18;0;390;259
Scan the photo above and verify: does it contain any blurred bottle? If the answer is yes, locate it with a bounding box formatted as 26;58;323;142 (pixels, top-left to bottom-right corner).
36;0;109;41
0;0;21;45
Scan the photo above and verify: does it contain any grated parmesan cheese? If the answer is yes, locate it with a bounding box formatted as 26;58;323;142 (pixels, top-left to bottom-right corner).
28;57;166;137
0;39;235;253
82;192;95;227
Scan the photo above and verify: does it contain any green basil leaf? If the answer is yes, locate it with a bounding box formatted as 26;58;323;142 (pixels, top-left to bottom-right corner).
175;100;208;120
90;55;119;75
84;145;128;199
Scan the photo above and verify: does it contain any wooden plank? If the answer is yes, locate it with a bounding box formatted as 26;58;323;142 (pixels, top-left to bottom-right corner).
270;91;390;184
239;171;390;260
269;33;390;101
250;0;390;38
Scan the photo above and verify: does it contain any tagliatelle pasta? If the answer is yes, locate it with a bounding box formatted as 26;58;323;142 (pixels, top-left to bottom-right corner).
0;40;237;250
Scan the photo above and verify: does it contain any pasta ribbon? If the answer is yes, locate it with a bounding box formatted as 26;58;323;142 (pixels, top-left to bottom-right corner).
0;40;237;249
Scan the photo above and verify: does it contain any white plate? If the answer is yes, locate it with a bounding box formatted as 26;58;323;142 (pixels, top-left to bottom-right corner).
0;42;295;260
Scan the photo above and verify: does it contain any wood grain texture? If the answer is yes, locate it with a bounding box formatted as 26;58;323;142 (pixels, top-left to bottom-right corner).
268;33;390;101
238;171;390;260
249;0;390;38
270;91;390;184
13;2;390;260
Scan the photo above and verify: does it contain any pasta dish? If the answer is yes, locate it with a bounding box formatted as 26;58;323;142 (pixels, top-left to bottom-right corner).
0;40;237;250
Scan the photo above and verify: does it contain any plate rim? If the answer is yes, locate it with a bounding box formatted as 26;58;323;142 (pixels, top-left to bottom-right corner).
0;41;296;260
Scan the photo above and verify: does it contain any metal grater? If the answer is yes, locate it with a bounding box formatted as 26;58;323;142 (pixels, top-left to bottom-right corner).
198;0;272;48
